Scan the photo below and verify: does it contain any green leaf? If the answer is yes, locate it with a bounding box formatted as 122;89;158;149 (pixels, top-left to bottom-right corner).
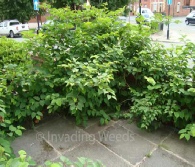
40;100;45;106
178;129;186;134
9;125;16;132
185;134;190;141
107;94;111;100
18;150;26;156
56;99;62;106
15;129;22;136
50;163;61;167
144;76;156;85
174;112;179;119
190;127;195;137
45;161;52;166
34;96;40;101
31;112;36;119
77;102;84;111
100;118;104;125
77;157;87;164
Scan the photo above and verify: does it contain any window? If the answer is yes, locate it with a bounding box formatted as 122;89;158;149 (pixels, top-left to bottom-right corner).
0;23;3;27
4;22;7;27
184;0;190;6
177;2;180;13
159;3;163;12
153;3;157;12
9;22;19;26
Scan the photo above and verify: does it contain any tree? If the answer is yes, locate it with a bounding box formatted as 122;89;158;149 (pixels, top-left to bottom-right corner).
47;0;130;10
0;0;46;23
90;0;130;10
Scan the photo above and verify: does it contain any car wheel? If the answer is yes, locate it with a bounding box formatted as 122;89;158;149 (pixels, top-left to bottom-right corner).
9;30;14;38
185;20;189;25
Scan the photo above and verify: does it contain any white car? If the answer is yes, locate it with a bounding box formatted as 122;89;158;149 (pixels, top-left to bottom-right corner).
136;8;154;24
136;8;154;17
0;19;29;38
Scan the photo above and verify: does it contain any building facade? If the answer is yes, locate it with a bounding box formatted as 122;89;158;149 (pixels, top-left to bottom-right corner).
133;0;195;16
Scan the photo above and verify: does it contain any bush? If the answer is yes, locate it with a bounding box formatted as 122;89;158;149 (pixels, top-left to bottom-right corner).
27;5;151;126
1;6;195;159
0;149;105;167
126;42;195;140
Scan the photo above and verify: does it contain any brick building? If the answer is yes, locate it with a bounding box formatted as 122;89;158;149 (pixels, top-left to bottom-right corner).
132;0;195;16
164;0;195;16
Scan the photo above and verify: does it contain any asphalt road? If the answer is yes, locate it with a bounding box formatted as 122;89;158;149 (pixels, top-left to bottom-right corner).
171;17;195;34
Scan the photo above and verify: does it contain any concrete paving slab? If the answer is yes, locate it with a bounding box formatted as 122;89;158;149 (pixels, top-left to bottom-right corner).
162;133;195;165
11;130;59;165
62;141;133;167
35;117;90;153
94;123;155;165
139;148;193;167
117;120;173;145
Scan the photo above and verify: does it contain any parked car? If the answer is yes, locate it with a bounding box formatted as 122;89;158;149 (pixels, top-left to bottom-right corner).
185;11;195;25
136;13;154;24
136;8;154;17
0;19;29;38
136;8;154;24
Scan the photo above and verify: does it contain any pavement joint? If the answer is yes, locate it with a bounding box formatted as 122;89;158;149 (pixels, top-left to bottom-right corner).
93;137;134;167
117;121;158;146
134;131;176;166
79;122;134;166
61;142;84;155
160;147;195;167
34;129;62;156
134;147;158;167
159;129;175;145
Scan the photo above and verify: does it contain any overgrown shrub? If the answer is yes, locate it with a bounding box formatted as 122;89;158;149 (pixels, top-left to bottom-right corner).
126;42;195;140
27;5;151;126
1;7;195;162
27;5;195;140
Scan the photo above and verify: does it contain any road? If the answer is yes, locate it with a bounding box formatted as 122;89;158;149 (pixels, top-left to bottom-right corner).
171;17;195;37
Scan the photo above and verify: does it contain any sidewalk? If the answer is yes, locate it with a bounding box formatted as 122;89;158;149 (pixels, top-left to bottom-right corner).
12;116;195;167
150;26;195;43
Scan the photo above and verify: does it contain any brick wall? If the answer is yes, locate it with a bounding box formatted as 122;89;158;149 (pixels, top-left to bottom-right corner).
28;13;50;23
164;0;191;17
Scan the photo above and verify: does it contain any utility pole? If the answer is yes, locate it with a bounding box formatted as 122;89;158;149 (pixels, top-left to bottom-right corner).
139;0;141;15
33;0;39;34
167;0;172;40
129;3;131;23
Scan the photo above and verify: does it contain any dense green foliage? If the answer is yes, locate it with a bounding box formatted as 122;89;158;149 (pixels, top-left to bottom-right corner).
0;0;130;22
47;0;130;10
1;7;195;165
90;0;130;11
0;149;104;167
0;0;33;22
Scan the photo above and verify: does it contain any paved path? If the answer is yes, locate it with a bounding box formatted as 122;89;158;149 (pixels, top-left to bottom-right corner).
151;25;195;44
12;116;195;167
